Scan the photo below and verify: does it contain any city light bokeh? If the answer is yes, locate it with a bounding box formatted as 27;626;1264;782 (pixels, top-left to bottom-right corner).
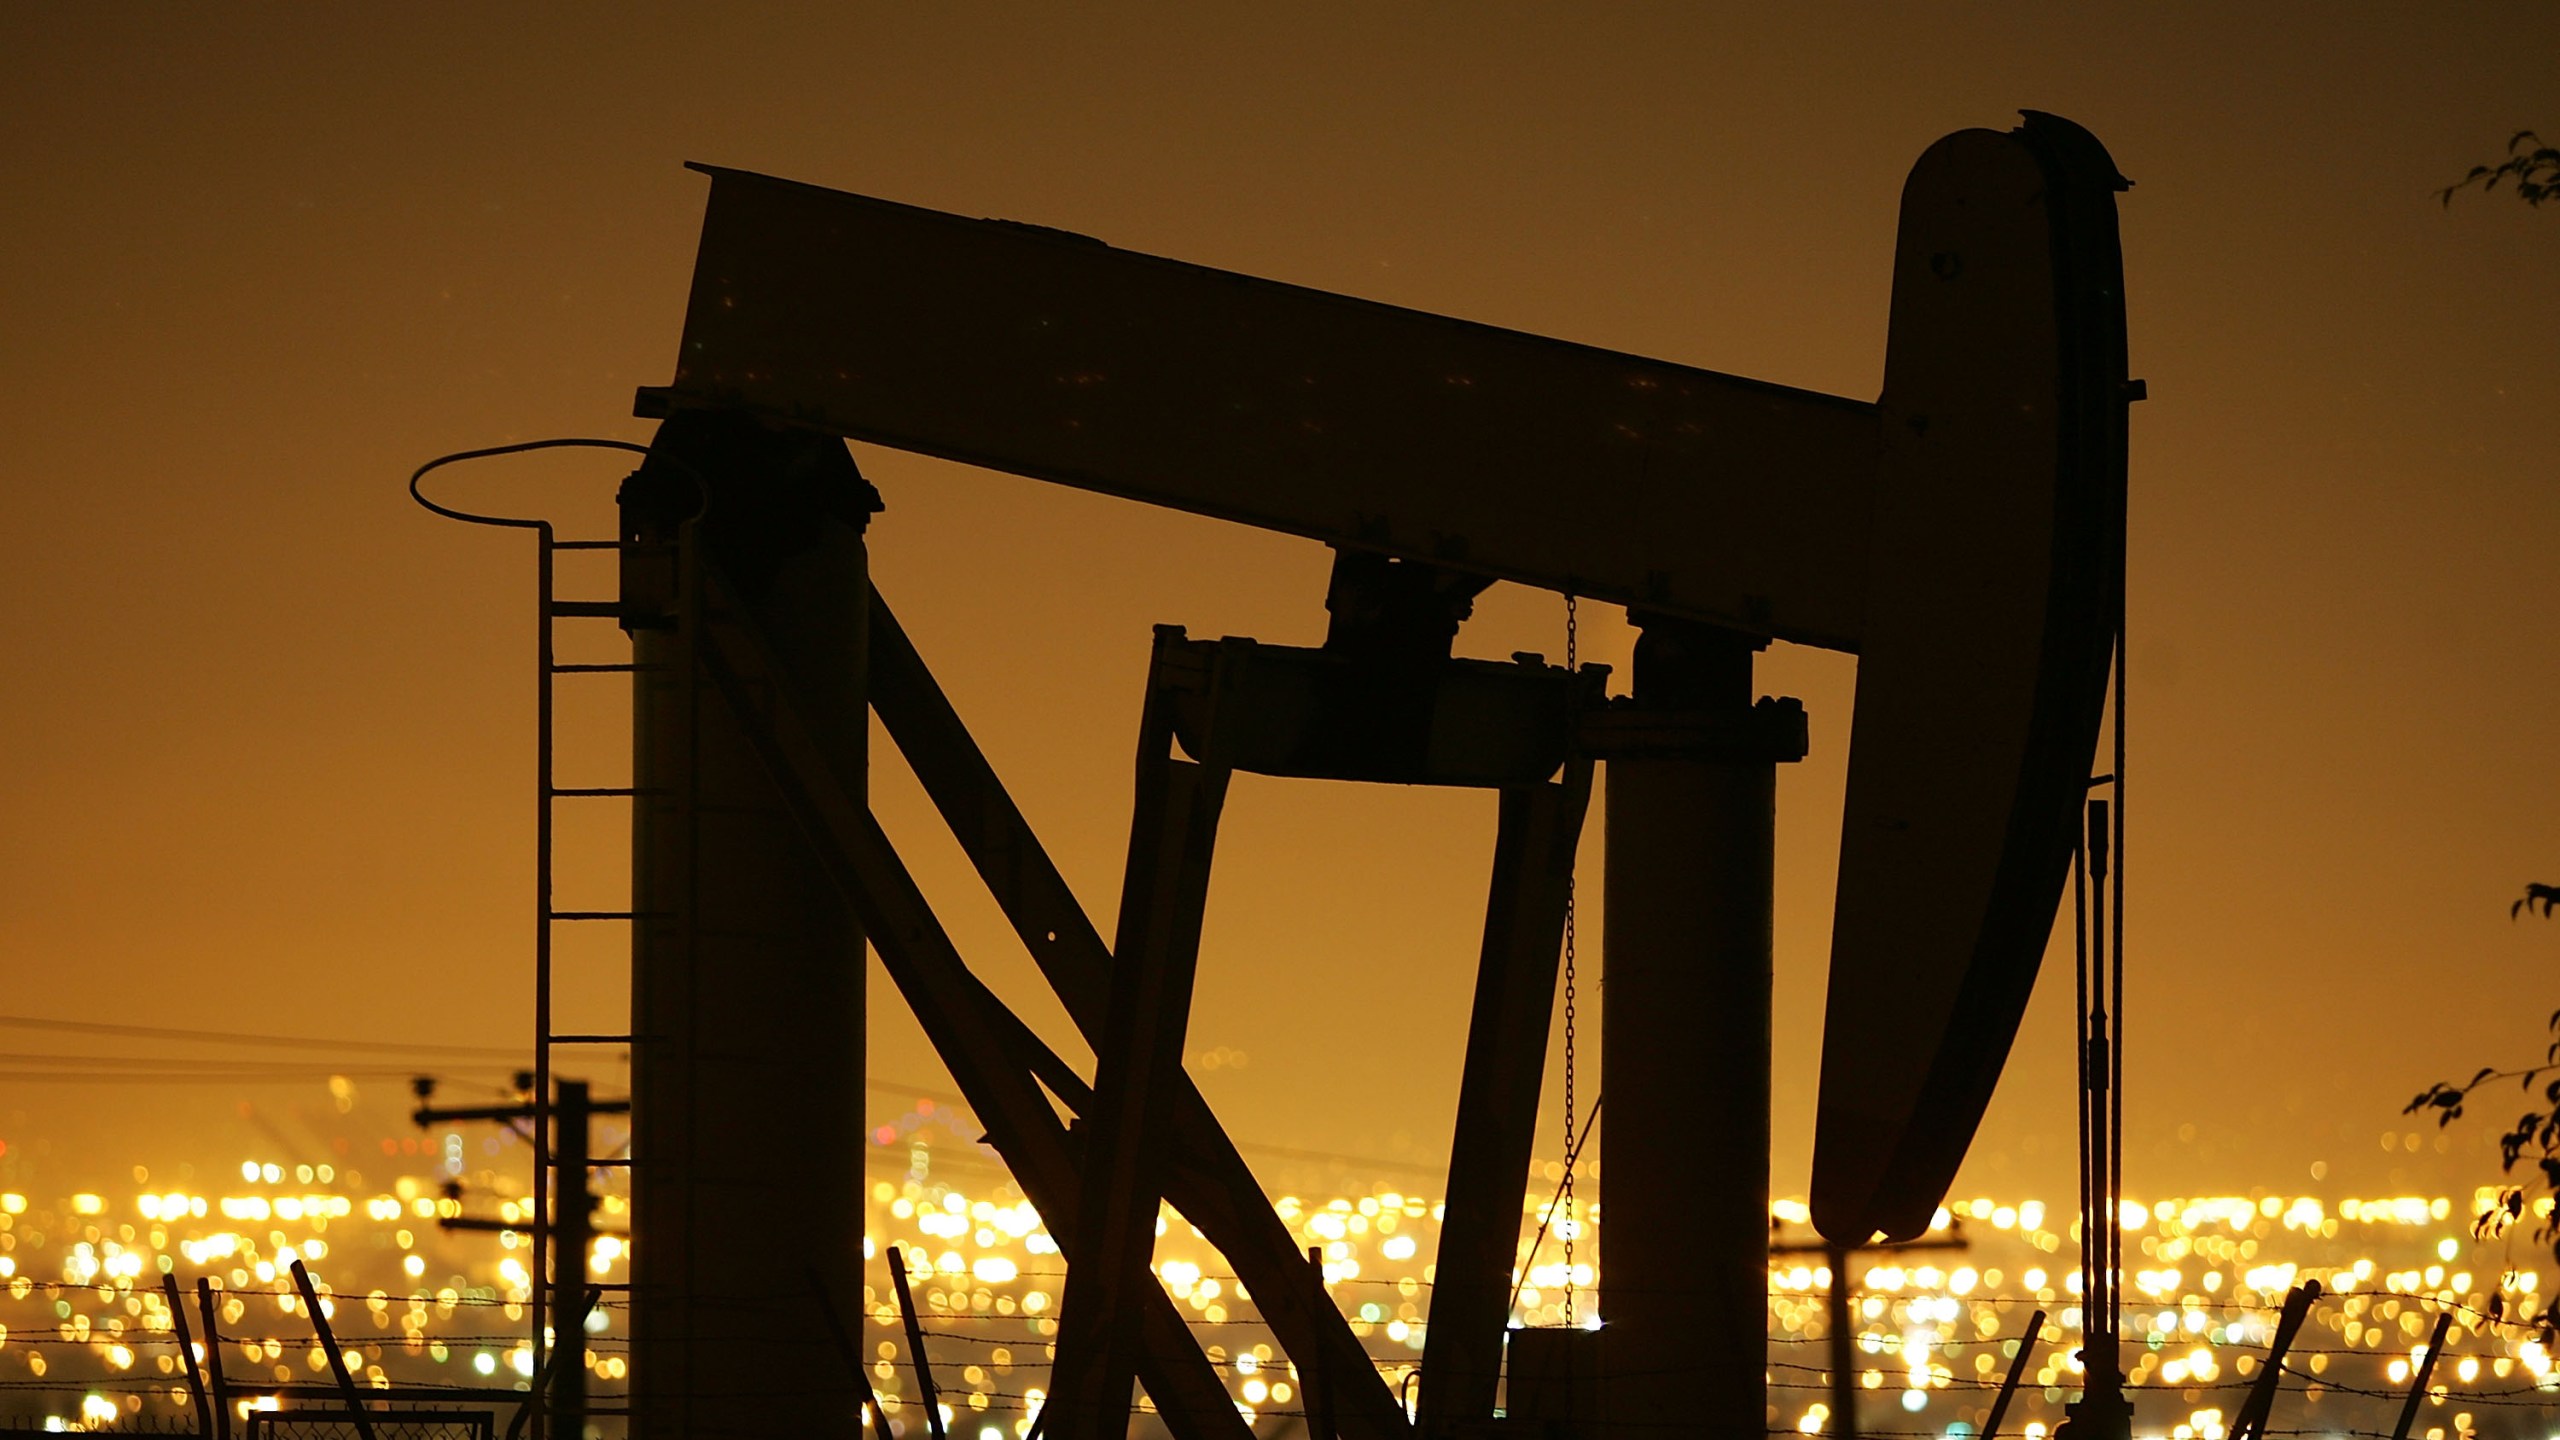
2;1093;2553;1438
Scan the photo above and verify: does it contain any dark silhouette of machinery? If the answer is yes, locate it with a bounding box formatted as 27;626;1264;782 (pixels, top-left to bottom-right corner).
455;111;2132;1440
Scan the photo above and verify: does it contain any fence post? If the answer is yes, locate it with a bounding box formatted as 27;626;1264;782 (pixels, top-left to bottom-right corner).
195;1277;236;1440
508;1289;602;1440
808;1267;898;1440
289;1259;378;1440
886;1246;947;1440
1305;1247;1335;1440
163;1273;216;1440
1981;1308;2046;1440
2391;1312;2454;1440
2229;1280;2321;1440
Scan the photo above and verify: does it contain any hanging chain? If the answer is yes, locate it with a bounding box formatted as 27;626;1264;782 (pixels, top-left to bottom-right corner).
1559;593;1580;1324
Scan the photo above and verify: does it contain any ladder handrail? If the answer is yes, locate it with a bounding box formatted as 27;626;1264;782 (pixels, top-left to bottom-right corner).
408;438;657;532
409;436;690;1440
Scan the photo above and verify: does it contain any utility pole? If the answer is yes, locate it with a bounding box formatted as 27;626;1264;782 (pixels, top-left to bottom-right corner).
415;1076;628;1440
1772;1222;1971;1440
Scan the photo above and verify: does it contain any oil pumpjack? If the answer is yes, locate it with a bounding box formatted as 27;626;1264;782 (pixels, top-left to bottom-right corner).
455;111;2129;1440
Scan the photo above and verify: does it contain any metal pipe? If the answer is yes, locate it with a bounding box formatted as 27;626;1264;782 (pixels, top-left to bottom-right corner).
532;523;555;1440
2086;797;2112;1384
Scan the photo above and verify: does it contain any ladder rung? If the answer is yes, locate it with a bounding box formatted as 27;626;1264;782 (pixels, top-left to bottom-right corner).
547;910;658;922
552;540;626;552
587;1157;634;1168
547;1033;634;1044
550;662;659;674
548;786;658;798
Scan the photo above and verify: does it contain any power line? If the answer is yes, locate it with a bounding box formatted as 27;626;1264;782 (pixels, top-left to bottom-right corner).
0;1016;520;1058
0;1053;514;1073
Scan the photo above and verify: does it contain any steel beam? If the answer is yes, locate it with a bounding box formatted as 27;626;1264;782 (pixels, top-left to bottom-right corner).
687;564;1254;1440
1591;618;1805;1440
651;166;1880;652
1049;634;1234;1434
622;415;868;1440
1414;767;1591;1436
867;592;1414;1440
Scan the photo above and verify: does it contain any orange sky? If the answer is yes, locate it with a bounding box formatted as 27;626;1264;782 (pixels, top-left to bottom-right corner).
3;4;2554;1209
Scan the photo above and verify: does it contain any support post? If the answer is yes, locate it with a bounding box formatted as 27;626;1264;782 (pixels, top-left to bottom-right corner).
1590;615;1804;1439
2390;1311;2452;1440
1306;1248;1338;1440
886;1246;946;1440
1770;1225;1969;1440
163;1273;215;1440
2228;1280;2320;1440
552;1081;593;1440
1416;761;1592;1435
866;589;1411;1440
807;1269;898;1440
1050;630;1234;1435
289;1259;377;1440
684;577;1254;1440
195;1278;235;1440
624;412;873;1440
1826;1245;1858;1440
513;1290;603;1440
1981;1308;2046;1440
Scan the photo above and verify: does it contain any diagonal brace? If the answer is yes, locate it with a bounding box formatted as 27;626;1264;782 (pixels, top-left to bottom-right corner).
688;566;1253;1440
870;591;1414;1439
1049;635;1233;1434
